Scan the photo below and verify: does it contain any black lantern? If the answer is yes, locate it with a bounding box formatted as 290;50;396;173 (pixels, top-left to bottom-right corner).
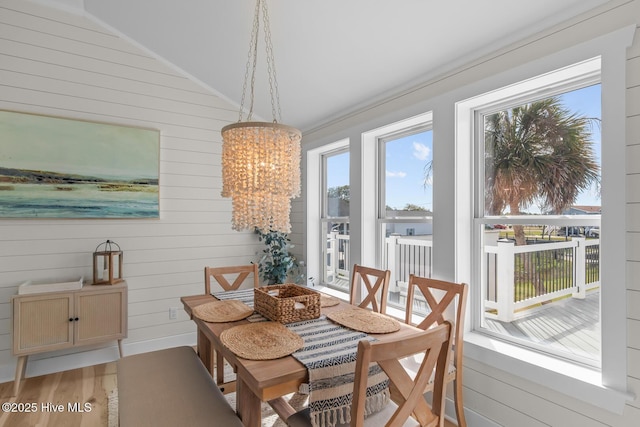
93;240;123;285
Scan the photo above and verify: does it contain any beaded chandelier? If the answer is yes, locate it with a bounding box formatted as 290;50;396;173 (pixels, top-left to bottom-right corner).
221;0;301;233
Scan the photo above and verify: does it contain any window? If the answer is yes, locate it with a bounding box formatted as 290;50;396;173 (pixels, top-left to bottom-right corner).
306;139;350;291
378;127;434;311
322;150;350;290
457;48;630;409
467;59;603;367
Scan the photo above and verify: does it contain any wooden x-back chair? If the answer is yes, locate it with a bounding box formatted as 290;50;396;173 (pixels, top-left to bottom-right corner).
349;264;391;314
405;274;469;427
286;323;452;427
203;264;259;393
352;322;452;427
204;264;259;295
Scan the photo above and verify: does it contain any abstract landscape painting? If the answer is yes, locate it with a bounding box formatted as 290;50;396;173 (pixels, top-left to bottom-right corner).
0;111;160;218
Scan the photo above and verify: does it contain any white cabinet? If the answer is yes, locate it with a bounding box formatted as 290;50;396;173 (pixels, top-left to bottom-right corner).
12;282;127;395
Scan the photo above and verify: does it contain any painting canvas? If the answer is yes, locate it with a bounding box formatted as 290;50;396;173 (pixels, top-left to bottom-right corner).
0;111;160;218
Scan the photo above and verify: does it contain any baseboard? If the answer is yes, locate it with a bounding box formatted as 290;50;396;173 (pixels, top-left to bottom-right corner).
0;333;499;427
445;397;500;427
0;333;197;384
121;332;196;356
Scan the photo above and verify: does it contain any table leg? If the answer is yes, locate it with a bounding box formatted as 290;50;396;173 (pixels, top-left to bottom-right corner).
197;328;214;375
237;376;261;427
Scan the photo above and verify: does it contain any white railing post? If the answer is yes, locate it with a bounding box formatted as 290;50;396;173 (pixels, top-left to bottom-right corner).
496;241;515;322
325;231;338;284
386;234;400;292
573;237;586;299
336;234;350;278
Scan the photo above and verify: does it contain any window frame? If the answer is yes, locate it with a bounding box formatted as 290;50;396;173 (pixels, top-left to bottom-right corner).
321;148;350;289
360;112;434;270
473;65;602;367
306;139;350;289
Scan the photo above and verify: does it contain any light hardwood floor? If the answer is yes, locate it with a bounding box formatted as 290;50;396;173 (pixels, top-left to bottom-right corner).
0;361;458;427
0;362;116;427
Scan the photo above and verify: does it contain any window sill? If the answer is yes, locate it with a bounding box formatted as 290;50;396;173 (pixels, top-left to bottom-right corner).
464;331;633;414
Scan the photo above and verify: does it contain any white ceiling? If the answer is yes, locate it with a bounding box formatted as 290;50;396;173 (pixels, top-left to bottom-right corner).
59;0;610;132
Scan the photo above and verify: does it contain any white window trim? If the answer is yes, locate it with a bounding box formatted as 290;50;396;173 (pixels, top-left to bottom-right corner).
361;112;433;268
474;59;602;368
454;26;635;413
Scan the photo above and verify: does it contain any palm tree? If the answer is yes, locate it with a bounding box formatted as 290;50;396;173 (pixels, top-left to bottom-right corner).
484;96;599;294
485;97;599;237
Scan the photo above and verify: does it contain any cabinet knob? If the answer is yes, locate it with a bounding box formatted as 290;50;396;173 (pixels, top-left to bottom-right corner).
74;317;79;321
69;318;73;322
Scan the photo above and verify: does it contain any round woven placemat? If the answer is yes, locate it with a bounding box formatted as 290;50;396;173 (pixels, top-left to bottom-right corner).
220;322;304;360
327;307;401;334
193;300;254;323
320;294;340;308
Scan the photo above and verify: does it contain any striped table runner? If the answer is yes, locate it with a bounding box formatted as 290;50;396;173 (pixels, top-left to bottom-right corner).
287;316;389;427
212;289;390;427
211;288;255;306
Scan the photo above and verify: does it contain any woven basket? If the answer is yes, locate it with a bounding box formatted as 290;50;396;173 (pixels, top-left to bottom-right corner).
254;284;320;323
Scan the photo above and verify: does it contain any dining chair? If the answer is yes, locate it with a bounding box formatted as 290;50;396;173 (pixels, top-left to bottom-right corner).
204;264;259;295
349;264;391;314
286;322;452;427
203;264;259;393
404;274;469;427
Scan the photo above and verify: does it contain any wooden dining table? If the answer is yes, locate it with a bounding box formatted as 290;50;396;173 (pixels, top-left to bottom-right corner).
181;291;421;427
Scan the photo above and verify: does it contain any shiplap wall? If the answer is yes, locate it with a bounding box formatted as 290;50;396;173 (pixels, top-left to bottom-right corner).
0;0;260;379
626;22;640;426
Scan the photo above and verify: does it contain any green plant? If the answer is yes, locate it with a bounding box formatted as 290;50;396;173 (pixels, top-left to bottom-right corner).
255;229;304;285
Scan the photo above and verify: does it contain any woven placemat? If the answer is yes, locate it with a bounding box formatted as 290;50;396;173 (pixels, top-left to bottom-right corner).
220;322;304;360
193;300;254;323
327;307;401;333
320;294;340;308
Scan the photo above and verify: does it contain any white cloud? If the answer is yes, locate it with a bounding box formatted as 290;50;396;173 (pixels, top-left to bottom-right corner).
412;142;431;161
386;170;407;178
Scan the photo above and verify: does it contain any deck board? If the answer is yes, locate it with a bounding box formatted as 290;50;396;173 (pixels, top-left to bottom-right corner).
485;290;600;363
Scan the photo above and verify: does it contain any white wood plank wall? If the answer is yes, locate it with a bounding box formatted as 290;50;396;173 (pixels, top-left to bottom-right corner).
0;0;260;380
625;20;640;427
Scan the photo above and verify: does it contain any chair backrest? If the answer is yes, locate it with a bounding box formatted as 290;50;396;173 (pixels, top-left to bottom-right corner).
349;265;391;314
204;264;259;295
404;275;468;372
351;322;452;427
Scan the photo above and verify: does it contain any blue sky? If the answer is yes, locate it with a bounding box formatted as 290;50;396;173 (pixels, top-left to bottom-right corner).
326;83;602;212
383;131;433;211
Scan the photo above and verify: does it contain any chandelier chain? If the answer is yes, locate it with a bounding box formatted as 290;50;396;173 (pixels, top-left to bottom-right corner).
260;0;281;123
238;0;281;124
239;0;261;121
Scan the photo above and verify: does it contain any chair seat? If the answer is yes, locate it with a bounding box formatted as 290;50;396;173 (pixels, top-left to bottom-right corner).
400;355;457;386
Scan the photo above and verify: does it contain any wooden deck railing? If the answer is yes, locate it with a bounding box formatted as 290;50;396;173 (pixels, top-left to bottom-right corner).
484;237;600;321
324;233;600;322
